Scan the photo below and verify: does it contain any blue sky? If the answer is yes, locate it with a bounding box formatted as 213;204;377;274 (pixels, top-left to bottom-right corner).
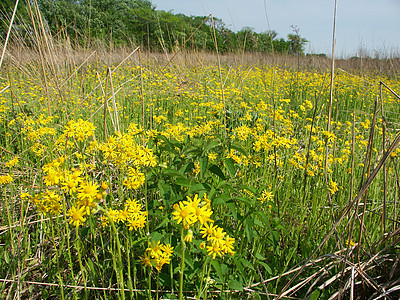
150;0;400;58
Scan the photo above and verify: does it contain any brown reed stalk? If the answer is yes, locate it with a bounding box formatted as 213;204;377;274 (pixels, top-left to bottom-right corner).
324;0;338;181
139;48;145;143
103;68;110;139
26;0;52;117
0;0;20;70
379;83;387;234
108;67;120;133
211;15;227;138
353;98;378;264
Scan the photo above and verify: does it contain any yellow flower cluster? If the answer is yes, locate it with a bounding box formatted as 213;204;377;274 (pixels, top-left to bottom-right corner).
0;174;13;185
200;223;236;259
98;130;157;170
122;167;145;190
29;190;63;215
172;194;235;259
26;156;108;226
172;194;213;229
63;119;96;142
140;241;174;271
258;189;273;203
5;156;19;168
103;198;147;231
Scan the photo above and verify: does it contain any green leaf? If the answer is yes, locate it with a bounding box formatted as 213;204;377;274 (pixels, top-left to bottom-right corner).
227;279;243;291
254;252;266;261
87;259;96;276
258;261;272;275
208;164;226;180
245;218;254;242
213;197;226;205
4;251;9;264
199;156;208;179
224;158;236;178
163;169;185;178
233;258;246;279
175;178;191;187
240;184;257;195
231;143;248;157
154;216;170;231
211;260;223;282
150;231;164;243
180;162;194;174
184;252;194;269
240;258;255;271
235;196;253;206
203;139;221;154
309;289;321;300
189;183;210;193
254;217;263;227
256;211;271;228
226;200;237;221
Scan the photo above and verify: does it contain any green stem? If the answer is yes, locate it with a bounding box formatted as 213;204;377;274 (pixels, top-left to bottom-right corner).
126;229;133;299
49;216;65;299
99;207;125;300
147;267;152;300
75;225;87;299
196;256;209;300
204;258;213;300
156;271;160;300
179;226;186;300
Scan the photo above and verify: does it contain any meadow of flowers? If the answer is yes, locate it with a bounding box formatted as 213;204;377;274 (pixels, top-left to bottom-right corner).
1;53;400;299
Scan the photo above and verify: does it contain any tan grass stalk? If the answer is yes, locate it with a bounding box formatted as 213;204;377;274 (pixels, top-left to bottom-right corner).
60;51;96;88
26;0;52;117
324;0;338;180
108;67;120;133
139;48;145;142
66;47;139;119
0;85;9;94
211;15;227;138
103;69;110;139
380;81;400;100
379;83;387;234
263;0;274;56
0;0;20;70
357;98;378;254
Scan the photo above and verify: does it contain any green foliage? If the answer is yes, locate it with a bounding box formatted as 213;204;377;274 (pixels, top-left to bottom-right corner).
0;0;31;39
31;0;308;53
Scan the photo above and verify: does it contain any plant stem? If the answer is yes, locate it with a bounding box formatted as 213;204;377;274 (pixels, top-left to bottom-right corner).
179;226;186;300
75;225;88;299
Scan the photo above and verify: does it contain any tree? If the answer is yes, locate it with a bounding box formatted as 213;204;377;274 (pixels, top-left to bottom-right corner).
287;26;308;55
0;0;31;39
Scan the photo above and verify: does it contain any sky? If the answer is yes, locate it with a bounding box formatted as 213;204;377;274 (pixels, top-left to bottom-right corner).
150;0;400;58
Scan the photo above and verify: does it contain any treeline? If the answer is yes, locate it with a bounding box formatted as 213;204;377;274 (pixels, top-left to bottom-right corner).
1;0;308;55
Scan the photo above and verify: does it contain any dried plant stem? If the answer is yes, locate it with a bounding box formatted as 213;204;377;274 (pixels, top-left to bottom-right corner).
211;15;227;138
357;98;378;256
0;0;20;70
139;48;145;143
324;0;338;180
379;83;387;234
103;69;110;139
108;67;120;133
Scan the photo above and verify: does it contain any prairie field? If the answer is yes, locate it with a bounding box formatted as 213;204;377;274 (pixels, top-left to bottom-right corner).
1;47;400;299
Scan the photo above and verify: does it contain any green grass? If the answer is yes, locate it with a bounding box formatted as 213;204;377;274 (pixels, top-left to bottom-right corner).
1;50;400;299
